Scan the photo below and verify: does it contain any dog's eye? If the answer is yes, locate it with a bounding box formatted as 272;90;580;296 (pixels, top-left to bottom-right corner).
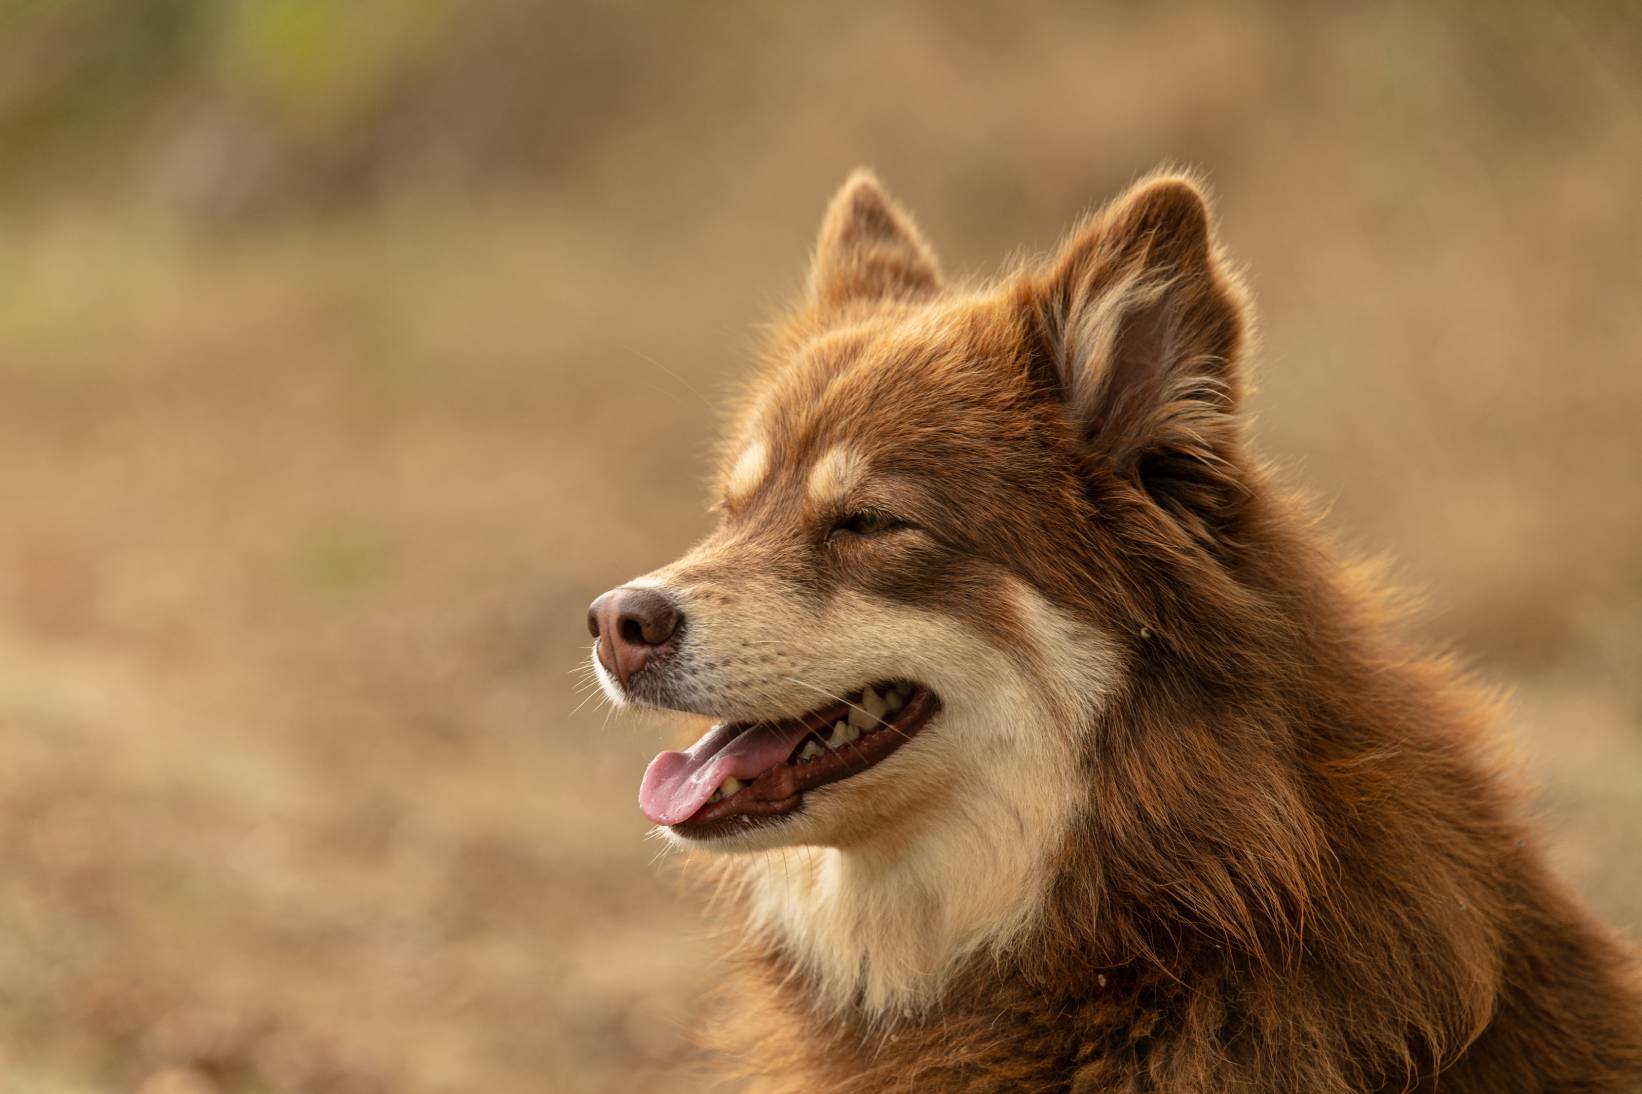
827;511;909;541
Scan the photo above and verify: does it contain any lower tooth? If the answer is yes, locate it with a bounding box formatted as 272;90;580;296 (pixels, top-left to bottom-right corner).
799;740;824;761
720;776;744;796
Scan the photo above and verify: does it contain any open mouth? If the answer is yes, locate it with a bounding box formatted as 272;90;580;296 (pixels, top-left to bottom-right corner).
638;681;939;836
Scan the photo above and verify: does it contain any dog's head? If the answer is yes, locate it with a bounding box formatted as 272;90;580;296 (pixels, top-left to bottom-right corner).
591;169;1250;853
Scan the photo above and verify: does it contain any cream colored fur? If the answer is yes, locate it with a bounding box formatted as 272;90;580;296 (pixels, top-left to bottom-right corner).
628;568;1121;1018
724;441;771;505
805;445;867;508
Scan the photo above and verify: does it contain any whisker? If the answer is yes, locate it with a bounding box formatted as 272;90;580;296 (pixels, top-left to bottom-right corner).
626;346;716;412
782;676;871;718
782;676;915;746
568;687;606;717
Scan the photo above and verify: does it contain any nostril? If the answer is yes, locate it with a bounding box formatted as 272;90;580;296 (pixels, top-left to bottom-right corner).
653;606;683;644
616;587;683;648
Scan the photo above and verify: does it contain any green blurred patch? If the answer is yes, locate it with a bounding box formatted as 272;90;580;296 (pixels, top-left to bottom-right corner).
0;0;203;154
294;523;394;597
213;0;454;127
0;0;455;189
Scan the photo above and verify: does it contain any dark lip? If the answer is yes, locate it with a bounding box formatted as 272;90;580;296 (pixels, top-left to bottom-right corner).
667;684;941;840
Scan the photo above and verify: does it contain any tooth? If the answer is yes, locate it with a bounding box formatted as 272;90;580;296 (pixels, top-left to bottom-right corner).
849;704;874;731
896;682;913;698
883;690;904;713
799;740;824;761
861;688;886;724
827;720;851;748
720;776;743;796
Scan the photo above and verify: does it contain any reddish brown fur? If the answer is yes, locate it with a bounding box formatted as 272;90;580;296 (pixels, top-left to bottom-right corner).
667;170;1642;1091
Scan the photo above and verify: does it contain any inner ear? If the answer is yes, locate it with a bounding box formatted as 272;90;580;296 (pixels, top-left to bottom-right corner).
810;170;942;312
1096;292;1174;437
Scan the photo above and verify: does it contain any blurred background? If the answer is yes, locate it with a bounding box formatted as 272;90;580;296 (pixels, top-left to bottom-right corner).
1;2;1639;1091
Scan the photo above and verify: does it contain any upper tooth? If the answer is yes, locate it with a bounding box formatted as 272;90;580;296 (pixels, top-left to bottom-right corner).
720;776;743;796
828;720;855;748
894;682;913;697
848;703;875;731
860;688;886;724
883;690;904;713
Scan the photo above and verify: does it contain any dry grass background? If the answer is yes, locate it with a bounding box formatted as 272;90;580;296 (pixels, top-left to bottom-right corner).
0;3;1639;1091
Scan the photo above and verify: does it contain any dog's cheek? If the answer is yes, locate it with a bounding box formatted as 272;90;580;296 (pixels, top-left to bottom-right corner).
849;543;1029;658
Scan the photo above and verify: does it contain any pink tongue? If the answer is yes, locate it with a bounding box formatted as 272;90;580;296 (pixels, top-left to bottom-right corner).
639;719;815;825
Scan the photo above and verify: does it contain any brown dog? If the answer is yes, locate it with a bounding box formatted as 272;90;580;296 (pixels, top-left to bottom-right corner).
588;170;1642;1091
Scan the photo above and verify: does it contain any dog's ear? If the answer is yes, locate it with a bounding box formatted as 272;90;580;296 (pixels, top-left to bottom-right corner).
1023;172;1250;529
810;169;942;311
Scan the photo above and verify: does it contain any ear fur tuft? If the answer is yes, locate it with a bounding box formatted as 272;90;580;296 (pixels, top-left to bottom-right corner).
811;169;943;311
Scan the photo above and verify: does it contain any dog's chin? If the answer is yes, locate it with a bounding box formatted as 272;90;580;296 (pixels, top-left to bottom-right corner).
636;681;942;851
656;804;823;853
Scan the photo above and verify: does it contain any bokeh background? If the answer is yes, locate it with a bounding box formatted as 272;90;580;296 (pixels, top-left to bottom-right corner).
1;3;1639;1091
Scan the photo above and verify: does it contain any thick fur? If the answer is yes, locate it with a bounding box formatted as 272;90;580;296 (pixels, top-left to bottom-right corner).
603;169;1642;1091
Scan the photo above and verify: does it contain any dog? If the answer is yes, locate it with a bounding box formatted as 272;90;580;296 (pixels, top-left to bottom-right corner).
587;169;1642;1091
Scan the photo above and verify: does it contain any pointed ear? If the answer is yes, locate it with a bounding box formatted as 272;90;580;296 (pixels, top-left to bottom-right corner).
1023;173;1250;526
810;170;942;311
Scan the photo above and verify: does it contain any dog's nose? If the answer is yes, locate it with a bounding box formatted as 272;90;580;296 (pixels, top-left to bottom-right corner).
587;587;683;689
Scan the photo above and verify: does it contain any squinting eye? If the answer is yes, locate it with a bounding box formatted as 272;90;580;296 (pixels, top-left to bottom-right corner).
827;510;911;541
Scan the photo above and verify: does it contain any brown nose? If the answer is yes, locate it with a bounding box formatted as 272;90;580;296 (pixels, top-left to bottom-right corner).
587;586;683;689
